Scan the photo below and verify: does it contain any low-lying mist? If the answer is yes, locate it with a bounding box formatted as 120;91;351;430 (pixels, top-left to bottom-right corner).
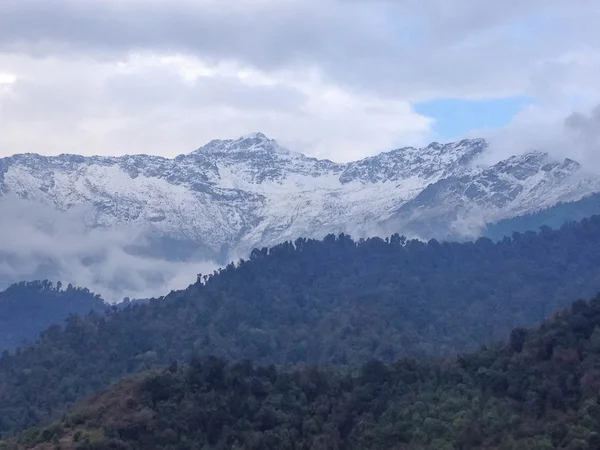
0;195;219;302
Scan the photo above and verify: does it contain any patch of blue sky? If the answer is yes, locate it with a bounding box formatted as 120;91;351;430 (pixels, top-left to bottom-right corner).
414;96;533;141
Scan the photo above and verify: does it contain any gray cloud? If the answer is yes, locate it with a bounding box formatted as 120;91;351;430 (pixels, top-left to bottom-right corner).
2;0;598;100
564;105;600;168
0;1;389;72
103;69;307;114
565;105;600;142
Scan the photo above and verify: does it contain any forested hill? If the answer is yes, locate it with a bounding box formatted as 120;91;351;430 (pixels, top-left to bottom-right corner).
9;294;600;449
484;192;600;241
4;216;600;436
0;281;106;352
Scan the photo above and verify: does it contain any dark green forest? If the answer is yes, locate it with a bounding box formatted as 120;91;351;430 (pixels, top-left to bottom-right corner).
3;216;600;438
8;294;600;449
484;193;600;241
0;281;106;352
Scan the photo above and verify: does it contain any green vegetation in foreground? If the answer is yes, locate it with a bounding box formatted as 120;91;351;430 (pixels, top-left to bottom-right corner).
7;295;600;449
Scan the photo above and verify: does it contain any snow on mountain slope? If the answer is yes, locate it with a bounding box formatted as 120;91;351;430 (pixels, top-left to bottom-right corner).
381;151;600;239
1;132;599;269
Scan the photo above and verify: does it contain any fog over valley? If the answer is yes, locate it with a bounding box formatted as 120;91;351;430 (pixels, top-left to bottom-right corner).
0;195;218;302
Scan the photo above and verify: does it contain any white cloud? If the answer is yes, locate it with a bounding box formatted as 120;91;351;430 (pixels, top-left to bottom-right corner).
0;194;218;302
0;0;599;161
0;73;16;84
0;52;430;160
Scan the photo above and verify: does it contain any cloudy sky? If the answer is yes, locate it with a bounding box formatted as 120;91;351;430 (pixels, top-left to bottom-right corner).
0;0;599;163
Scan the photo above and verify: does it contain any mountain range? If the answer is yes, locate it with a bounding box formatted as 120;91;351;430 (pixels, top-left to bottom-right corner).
2;133;599;263
2;133;600;301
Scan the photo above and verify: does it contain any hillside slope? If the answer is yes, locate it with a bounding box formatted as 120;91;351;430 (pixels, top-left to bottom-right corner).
9;294;600;449
485;192;600;241
2;216;600;436
0;281;106;352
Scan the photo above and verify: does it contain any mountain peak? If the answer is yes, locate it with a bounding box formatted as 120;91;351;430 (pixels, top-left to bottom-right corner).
239;132;269;140
192;132;288;157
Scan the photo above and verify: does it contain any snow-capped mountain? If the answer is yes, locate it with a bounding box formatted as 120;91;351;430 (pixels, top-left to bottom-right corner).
381;151;600;239
1;132;599;263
